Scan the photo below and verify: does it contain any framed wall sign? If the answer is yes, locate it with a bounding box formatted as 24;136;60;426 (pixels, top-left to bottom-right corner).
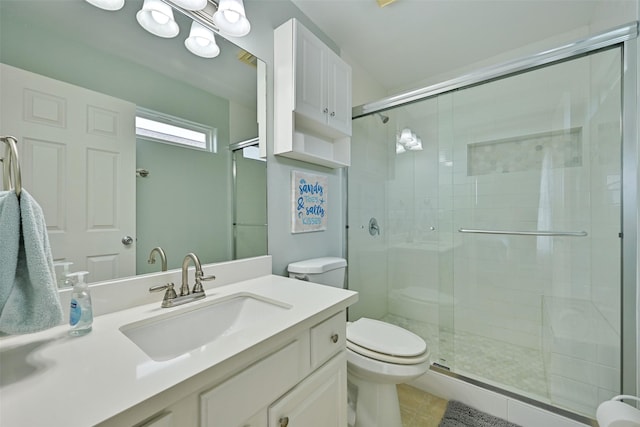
291;170;328;233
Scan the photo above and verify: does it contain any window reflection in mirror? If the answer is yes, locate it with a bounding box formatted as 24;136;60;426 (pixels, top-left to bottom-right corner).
0;0;267;283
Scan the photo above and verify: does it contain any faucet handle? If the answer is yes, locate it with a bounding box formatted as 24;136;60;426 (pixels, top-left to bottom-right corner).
149;282;177;304
192;272;215;294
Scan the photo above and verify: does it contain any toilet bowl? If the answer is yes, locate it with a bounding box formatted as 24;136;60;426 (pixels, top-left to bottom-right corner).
346;317;430;427
287;258;430;427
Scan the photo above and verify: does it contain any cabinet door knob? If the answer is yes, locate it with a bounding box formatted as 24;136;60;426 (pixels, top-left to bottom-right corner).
323;107;328;114
330;111;336;117
279;416;289;427
331;333;339;343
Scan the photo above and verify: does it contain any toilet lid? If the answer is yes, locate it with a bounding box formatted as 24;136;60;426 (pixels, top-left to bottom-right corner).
346;318;427;358
347;340;431;365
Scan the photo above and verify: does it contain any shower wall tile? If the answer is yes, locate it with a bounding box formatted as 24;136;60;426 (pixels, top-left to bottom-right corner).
549;353;620;391
596;342;620;369
597;388;620;407
549;374;600;416
507;399;586;427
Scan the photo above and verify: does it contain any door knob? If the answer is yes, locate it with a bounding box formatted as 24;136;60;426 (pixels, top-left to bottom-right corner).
121;236;134;246
279;416;289;427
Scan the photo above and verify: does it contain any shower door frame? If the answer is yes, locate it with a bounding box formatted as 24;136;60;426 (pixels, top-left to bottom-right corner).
230;137;268;260
350;21;639;419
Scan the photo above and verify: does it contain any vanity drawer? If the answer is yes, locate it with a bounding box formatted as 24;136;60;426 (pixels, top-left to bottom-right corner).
310;310;346;369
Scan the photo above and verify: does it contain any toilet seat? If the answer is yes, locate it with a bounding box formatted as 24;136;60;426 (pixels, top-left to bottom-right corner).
347;318;429;365
347;340;430;365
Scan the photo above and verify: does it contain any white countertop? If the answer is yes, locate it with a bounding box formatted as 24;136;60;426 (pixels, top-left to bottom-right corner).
0;274;358;427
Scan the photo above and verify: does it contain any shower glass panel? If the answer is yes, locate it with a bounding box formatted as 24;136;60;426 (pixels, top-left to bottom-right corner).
232;143;267;259
347;46;622;419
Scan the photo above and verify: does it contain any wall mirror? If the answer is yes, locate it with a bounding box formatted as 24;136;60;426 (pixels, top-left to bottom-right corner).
0;0;267;284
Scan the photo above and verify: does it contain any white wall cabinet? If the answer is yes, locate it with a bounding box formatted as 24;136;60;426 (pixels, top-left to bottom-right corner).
274;18;352;168
102;311;347;427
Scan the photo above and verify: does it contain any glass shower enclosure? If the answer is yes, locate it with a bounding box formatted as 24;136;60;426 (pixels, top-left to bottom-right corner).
347;30;634;420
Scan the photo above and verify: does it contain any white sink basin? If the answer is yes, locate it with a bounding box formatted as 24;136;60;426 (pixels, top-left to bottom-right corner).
120;293;291;361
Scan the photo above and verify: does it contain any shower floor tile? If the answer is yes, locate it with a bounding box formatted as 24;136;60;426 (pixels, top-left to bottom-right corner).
383;314;549;401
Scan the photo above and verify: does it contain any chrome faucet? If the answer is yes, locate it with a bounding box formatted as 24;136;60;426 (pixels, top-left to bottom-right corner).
181;252;216;295
147;247;168;271
149;252;215;308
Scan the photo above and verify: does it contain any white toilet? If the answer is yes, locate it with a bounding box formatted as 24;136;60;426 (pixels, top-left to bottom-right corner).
288;257;430;427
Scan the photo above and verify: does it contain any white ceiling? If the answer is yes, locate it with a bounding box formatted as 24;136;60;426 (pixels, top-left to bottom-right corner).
290;0;614;95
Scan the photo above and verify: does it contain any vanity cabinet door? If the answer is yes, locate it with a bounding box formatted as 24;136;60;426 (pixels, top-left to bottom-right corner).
268;351;347;427
199;338;307;427
239;411;267;427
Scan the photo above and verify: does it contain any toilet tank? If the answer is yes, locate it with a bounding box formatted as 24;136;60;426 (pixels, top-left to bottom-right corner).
287;257;347;288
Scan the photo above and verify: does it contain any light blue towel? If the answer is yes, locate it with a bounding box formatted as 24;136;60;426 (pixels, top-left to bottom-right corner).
0;191;20;312
0;189;64;334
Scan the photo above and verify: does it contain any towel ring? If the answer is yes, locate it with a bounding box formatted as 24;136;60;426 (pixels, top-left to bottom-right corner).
1;136;22;198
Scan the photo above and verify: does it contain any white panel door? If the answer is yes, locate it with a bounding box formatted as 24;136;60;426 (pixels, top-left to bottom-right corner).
0;63;136;282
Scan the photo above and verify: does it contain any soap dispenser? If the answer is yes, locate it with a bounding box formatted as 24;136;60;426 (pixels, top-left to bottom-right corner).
67;271;93;336
53;261;73;288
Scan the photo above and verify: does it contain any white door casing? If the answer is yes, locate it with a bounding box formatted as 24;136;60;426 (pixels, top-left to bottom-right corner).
0;63;136;282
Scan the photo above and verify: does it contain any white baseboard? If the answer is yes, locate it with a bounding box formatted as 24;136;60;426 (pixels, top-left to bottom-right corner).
410;370;592;427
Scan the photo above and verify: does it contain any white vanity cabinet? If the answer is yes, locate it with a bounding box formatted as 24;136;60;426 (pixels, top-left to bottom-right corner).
268;352;347;427
199;337;309;427
101;310;348;427
274;18;352;168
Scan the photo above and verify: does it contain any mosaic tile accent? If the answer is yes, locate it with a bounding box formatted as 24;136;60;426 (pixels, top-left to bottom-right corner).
467;127;582;176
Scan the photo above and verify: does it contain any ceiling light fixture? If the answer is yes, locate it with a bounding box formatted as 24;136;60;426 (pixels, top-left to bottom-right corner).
171;0;208;10
396;127;423;153
398;128;415;145
85;0;125;11
137;0;180;38
86;0;252;59
185;21;220;58
407;137;423;151
213;0;251;37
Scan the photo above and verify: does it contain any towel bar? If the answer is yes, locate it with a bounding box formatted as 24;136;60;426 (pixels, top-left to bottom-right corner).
1;136;22;198
458;228;588;237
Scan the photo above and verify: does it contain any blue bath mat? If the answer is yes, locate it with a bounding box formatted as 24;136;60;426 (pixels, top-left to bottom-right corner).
439;400;522;427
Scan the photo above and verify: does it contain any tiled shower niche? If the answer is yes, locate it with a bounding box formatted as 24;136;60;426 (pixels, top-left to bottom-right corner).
467;128;582;176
